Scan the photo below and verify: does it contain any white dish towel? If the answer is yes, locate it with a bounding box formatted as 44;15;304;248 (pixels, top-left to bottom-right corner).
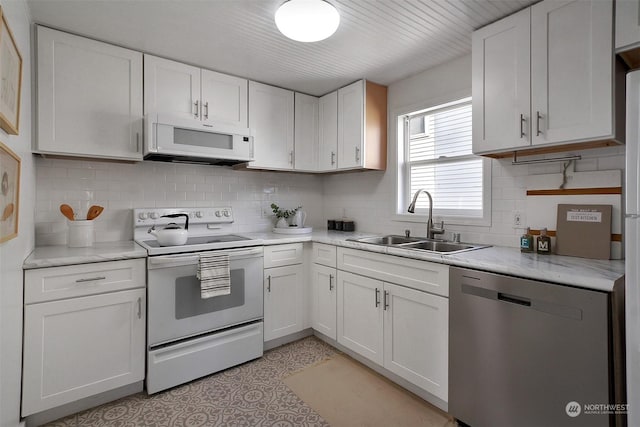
197;253;231;299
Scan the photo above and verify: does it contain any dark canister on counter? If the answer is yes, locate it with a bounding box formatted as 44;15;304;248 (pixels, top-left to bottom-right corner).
342;219;355;232
334;220;343;231
327;219;336;230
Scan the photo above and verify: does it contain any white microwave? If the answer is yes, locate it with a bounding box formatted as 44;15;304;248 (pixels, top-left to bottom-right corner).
144;114;254;165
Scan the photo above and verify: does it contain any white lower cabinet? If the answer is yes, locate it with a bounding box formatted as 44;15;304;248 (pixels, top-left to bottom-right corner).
22;288;146;416
263;264;304;341
335;247;449;402
337;270;384;365
311;263;337;340
383;282;448;401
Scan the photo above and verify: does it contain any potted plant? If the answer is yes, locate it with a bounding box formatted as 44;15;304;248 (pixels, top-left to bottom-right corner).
271;203;301;228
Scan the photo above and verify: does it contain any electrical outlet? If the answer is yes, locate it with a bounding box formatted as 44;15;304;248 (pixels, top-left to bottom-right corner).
513;211;522;227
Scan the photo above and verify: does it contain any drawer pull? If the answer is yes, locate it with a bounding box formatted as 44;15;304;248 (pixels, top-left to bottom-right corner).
375;287;380;307
383;290;389;310
329;274;334;291
75;276;106;283
137;297;142;319
267;275;271;292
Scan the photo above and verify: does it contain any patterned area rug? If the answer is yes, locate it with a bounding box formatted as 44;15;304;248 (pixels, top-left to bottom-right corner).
46;337;337;427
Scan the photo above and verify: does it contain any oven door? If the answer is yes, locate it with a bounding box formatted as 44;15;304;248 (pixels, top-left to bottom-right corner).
147;246;263;347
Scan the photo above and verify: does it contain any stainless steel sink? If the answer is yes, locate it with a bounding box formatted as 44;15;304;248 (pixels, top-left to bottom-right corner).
348;235;489;254
350;235;424;245
398;241;477;252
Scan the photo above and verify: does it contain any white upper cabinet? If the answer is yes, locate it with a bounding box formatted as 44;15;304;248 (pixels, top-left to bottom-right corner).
248;81;295;170
144;54;248;127
318;91;338;171
338;81;364;169
144;55;201;120
472;8;531;153
472;0;622;156
531;0;615;146
337;80;387;171
294;92;319;171
201;69;248;127
36;26;143;161
616;0;640;53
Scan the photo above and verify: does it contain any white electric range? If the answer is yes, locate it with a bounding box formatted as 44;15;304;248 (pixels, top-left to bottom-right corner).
133;207;265;394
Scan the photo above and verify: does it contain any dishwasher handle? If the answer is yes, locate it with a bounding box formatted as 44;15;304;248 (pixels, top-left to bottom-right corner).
498;292;531;307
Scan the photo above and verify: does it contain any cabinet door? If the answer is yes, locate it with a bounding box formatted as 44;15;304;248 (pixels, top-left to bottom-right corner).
264;264;303;341
337;81;364;169
472;8;531;154
22;289;145;416
248;81;295;170
294;93;319;171
200;69;248;127
36;27;143;161
383;283;448;401
144;54;201;120
531;0;613;146
311;264;337;339
616;0;640;52
337;270;383;365
318;91;338;171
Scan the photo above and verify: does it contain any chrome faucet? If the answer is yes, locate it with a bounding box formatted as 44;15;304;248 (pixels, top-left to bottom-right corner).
407;189;445;239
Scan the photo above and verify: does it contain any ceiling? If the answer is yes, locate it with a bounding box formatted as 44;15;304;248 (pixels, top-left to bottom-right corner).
26;0;535;96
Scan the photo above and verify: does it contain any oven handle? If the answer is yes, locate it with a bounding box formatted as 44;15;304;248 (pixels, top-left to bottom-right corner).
148;247;263;268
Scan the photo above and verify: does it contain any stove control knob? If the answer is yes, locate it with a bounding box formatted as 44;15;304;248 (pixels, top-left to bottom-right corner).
223;210;230;217
150;212;159;220
215;211;222;217
195;211;203;218
138;212;148;220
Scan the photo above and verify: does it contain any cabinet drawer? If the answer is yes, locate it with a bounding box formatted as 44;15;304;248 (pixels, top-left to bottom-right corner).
311;243;337;268
25;259;146;304
264;243;303;268
337;248;449;297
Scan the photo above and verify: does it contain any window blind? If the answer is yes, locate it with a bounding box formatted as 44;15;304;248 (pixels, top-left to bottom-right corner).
406;101;483;216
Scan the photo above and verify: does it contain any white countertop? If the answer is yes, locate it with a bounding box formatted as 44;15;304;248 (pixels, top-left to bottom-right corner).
245;230;625;292
23;241;147;269
23;231;625;292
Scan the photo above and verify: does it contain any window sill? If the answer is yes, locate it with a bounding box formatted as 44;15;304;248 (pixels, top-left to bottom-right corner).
391;213;491;227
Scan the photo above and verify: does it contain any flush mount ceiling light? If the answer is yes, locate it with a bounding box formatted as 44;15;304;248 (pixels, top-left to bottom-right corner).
275;0;340;42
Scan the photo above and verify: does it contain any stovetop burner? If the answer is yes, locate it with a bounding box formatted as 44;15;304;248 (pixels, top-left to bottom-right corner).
141;234;251;248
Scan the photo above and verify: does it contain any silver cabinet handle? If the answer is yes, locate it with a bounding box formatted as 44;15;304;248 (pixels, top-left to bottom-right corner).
194;100;199;118
137;297;142;319
375;287;380;307
331;151;336;166
383;290;389;311
329;274;334;291
267;275;271;292
204;101;209;120
536;111;542;136
519;114;526;138
75;276;106;283
355;146;361;162
289;150;294;165
136;132;140;152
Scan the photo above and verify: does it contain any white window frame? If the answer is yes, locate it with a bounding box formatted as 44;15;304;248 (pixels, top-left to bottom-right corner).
393;96;492;227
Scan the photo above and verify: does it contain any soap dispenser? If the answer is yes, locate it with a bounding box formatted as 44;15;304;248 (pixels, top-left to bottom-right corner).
536;228;552;255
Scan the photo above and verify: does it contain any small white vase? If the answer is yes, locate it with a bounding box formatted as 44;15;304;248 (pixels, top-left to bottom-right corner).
290;210;307;227
276;217;289;228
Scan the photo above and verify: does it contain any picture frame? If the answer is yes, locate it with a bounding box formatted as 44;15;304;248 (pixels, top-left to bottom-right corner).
0;141;20;243
0;6;22;135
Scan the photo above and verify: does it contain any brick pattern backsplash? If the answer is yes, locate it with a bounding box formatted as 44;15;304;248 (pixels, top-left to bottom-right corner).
322;146;626;248
35;158;323;246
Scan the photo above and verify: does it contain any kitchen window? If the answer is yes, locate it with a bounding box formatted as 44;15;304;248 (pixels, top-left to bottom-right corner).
396;97;491;226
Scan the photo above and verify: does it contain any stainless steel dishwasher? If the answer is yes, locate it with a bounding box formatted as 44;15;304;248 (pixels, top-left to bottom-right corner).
449;267;625;427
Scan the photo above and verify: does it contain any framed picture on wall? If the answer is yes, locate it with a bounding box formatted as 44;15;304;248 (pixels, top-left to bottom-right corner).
0;6;22;135
0;141;20;242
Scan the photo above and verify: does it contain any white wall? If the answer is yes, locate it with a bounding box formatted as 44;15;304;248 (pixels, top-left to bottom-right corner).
322;54;625;247
0;1;33;426
35;159;323;244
